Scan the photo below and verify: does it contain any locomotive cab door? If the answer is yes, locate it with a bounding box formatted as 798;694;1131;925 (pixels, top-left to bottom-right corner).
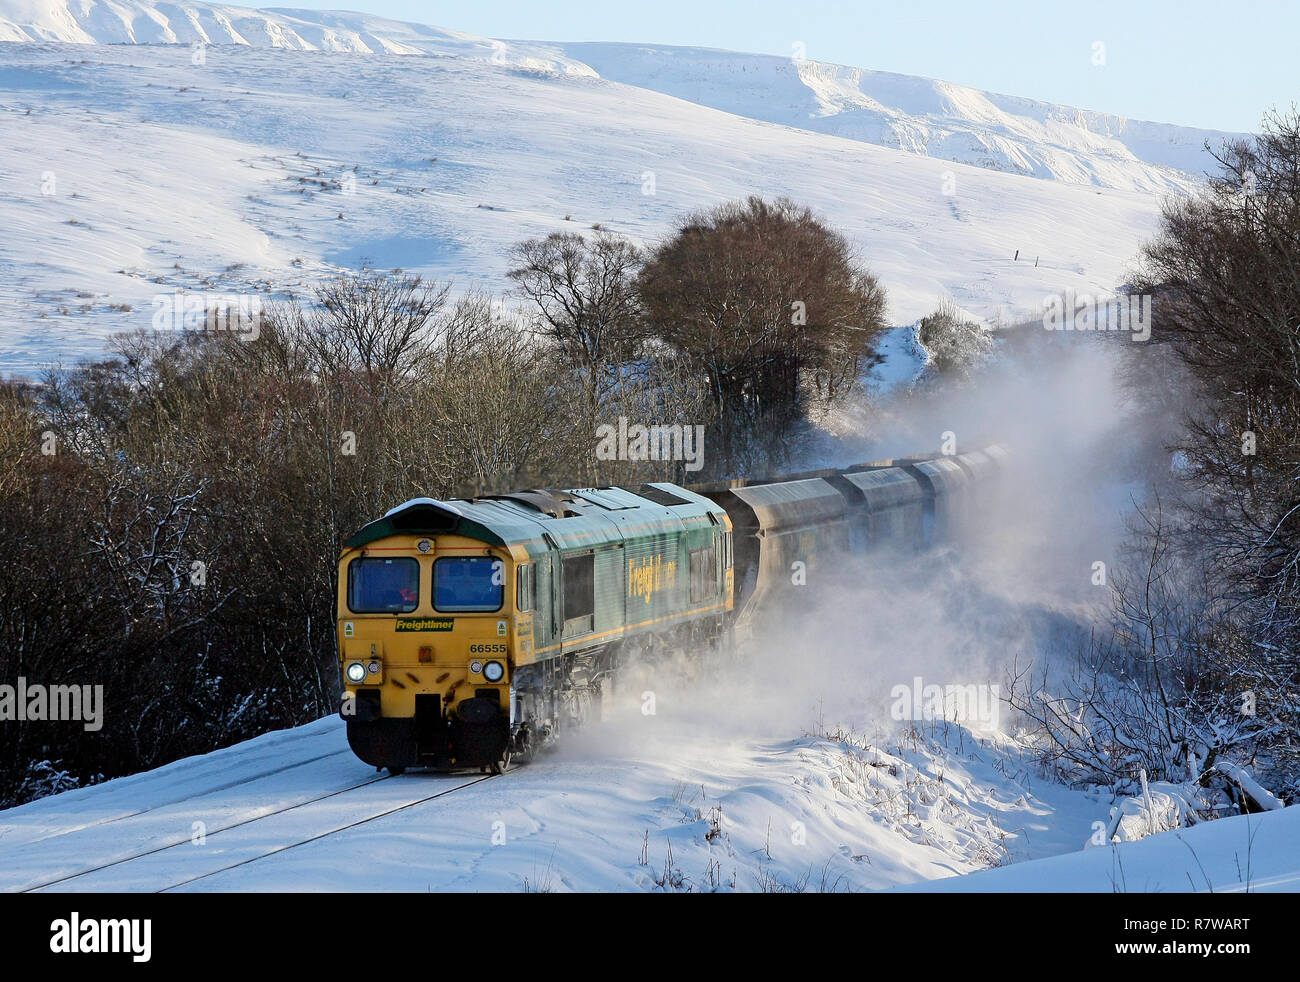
533;551;556;649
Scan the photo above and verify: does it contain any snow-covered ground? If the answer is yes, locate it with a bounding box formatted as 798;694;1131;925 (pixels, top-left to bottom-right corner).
0;1;1234;374
4;697;1293;893
0;709;1104;892
896;805;1300;893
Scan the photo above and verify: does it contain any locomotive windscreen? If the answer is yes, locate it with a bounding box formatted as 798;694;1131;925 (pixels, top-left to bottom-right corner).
433;556;504;612
348;557;420;613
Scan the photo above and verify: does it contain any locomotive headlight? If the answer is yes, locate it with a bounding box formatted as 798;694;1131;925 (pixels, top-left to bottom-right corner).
345;661;367;684
469;660;483;676
484;660;505;682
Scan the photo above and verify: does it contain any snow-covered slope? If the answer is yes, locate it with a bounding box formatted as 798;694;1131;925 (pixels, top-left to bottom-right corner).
0;1;1239;195
897;804;1300;892
0;1;1241;375
553;42;1235;194
1;39;1169;374
0;0;595;69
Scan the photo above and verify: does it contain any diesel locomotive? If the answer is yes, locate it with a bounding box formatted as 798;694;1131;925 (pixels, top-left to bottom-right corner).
336;445;1007;773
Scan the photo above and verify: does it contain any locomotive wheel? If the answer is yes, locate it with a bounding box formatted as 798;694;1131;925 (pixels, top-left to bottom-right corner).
387;765;406;776
511;723;534;764
493;746;513;774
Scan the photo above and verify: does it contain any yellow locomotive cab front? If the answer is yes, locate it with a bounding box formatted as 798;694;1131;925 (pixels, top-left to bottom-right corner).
337;532;526;772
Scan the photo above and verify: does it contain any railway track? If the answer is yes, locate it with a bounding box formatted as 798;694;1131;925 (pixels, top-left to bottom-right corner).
19;770;498;893
158;773;497;892
10;747;352;850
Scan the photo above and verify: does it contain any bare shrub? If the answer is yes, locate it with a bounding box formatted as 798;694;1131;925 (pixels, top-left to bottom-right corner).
916;297;994;380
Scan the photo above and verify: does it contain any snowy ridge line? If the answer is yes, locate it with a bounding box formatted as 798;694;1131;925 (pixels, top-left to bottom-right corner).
21;769;390;893
0;0;598;71
0;1;1232;193
554;41;1238;193
158;773;498;893
16;748;352;850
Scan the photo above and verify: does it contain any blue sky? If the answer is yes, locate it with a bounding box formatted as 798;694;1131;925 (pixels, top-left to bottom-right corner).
278;0;1292;133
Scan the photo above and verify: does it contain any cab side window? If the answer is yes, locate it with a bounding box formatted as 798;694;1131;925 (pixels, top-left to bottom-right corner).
563;553;595;621
516;563;535;611
690;547;716;602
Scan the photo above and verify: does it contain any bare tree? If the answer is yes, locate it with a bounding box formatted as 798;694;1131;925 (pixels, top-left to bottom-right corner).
1006;498;1293;812
508;230;644;411
313;270;450;385
636;196;887;474
1131;107;1300;649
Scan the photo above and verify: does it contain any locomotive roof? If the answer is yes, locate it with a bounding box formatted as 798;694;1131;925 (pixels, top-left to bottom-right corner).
344;444;1012;552
343;483;726;552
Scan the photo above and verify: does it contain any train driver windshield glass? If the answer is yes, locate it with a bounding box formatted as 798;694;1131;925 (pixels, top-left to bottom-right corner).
434;557;503;612
348;557;420;613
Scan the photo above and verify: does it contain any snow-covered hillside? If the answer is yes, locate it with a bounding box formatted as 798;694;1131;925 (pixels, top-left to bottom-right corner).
0;1;1242;375
0;0;596;67
553;42;1234;194
1;1;1238;195
1;36;1176;374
